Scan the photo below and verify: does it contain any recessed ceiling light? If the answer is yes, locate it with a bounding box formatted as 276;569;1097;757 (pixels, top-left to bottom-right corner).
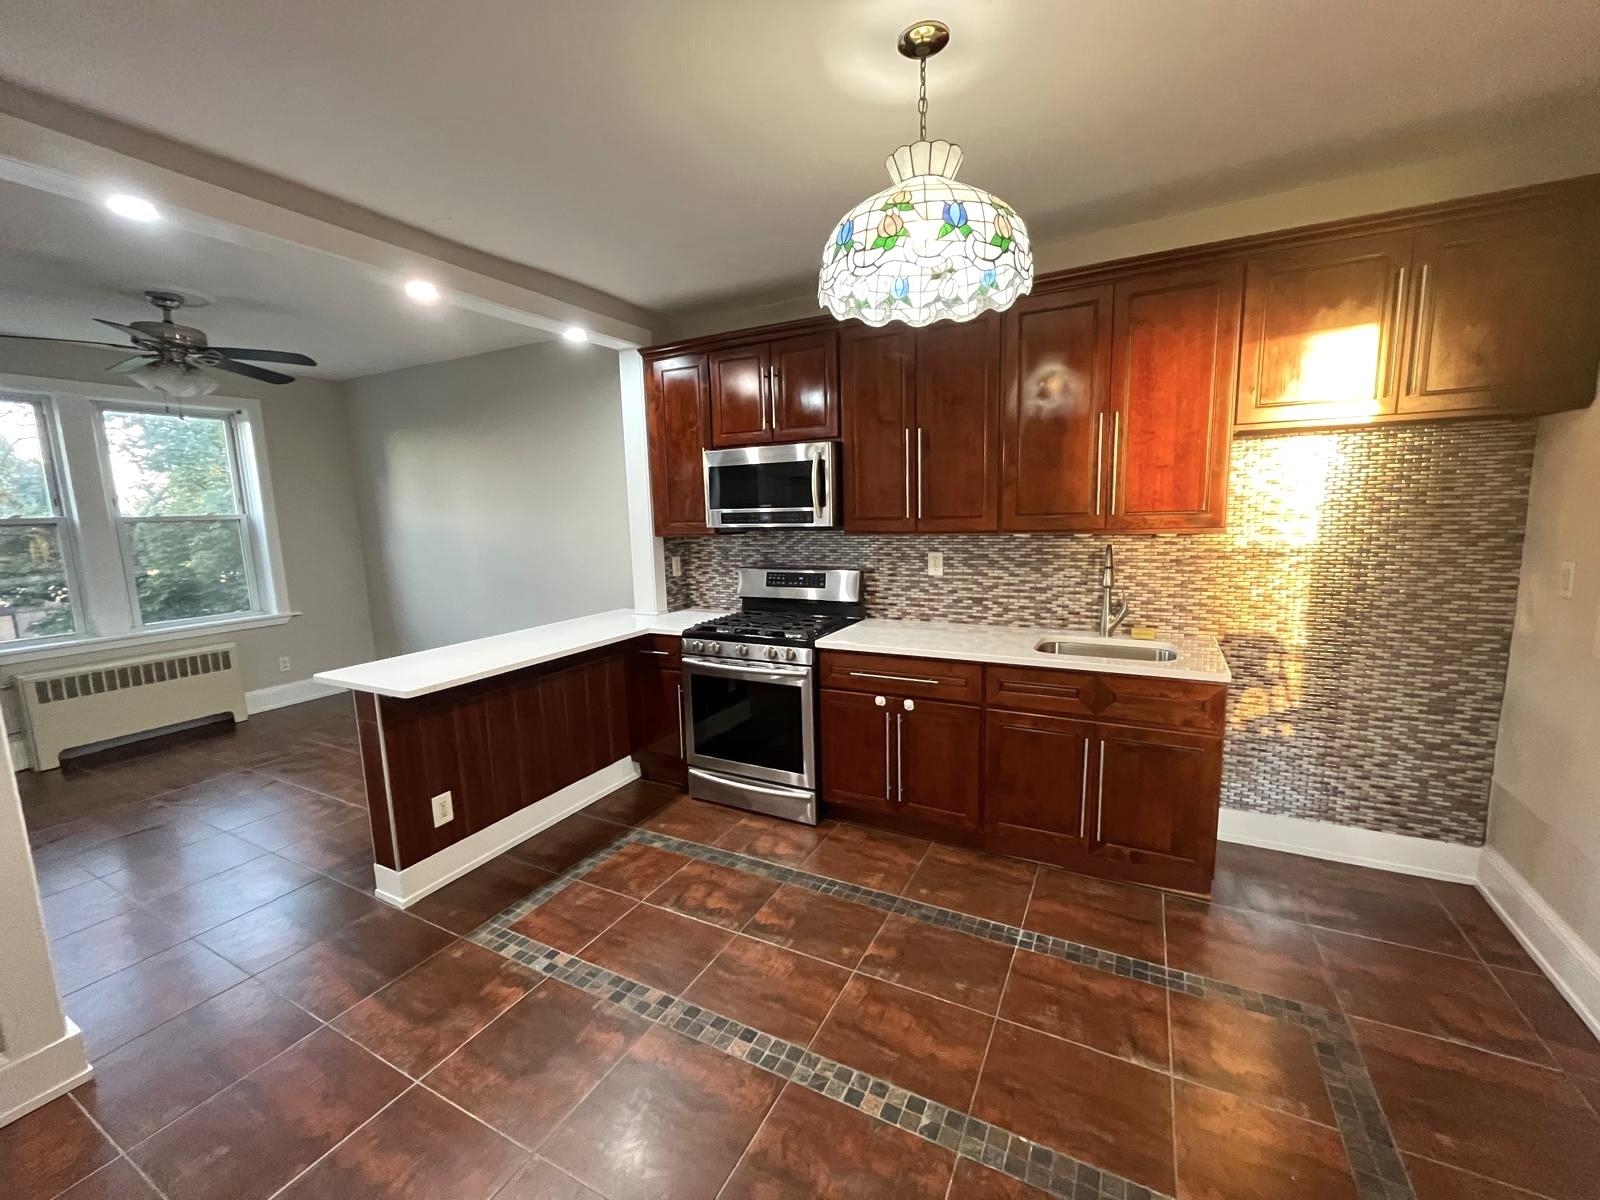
403;279;441;305
562;325;588;344
105;194;162;223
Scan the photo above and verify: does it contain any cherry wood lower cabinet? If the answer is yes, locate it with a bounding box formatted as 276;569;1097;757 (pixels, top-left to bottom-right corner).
626;636;685;787
817;650;1226;892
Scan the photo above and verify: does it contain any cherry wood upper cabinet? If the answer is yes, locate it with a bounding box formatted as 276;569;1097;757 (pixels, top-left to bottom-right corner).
1001;286;1114;531
708;344;769;446
1236;232;1412;429
1107;263;1241;531
708;331;838;447
1401;204;1600;417
915;315;1001;531
644;353;710;537
841;325;917;531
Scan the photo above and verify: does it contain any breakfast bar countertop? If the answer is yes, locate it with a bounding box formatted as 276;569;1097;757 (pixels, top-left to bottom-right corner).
815;617;1232;685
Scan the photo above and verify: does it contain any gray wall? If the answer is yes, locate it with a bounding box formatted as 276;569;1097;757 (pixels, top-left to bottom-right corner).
345;340;633;656
0;339;376;705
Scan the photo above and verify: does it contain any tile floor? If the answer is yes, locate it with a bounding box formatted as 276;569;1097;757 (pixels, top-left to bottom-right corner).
4;696;1599;1199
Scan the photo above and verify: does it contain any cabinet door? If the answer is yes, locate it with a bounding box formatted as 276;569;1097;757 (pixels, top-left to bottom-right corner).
708;344;771;446
841;326;916;531
1000;286;1113;531
769;331;839;441
1402;206;1600;416
628;655;684;786
984;709;1093;863
914;316;1001;531
1108;264;1240;532
645;353;711;536
1236;233;1411;428
1089;726;1221;890
819;688;894;813
896;698;983;831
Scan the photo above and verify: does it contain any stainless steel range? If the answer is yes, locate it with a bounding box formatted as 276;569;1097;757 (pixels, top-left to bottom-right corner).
680;567;863;825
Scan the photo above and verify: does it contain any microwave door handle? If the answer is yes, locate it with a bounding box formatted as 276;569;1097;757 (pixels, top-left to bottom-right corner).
810;447;822;515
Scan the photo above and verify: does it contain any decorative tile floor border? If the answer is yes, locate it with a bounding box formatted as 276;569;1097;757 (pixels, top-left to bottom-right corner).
468;827;1413;1200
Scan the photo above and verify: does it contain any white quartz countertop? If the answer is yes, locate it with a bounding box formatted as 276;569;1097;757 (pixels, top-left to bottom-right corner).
815;618;1231;685
313;609;723;700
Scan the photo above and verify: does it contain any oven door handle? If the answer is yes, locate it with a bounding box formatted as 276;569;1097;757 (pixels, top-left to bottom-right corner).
681;656;812;681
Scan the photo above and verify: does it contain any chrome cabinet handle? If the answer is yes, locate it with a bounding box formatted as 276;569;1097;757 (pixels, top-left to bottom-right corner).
676;684;685;758
1390;266;1408;397
1093;412;1104;516
916;427;925;520
903;428;912;519
1407;263;1430;394
1094;739;1106;841
1079;736;1090;839
641;649;670;656
882;706;892;802
895;712;904;805
1108;412;1122;516
769;365;781;429
847;670;940;686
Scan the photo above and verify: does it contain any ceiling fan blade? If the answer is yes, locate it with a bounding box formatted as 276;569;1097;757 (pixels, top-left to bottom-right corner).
0;333;131;350
107;355;155;373
93;318;158;341
210;347;318;366
208;358;296;385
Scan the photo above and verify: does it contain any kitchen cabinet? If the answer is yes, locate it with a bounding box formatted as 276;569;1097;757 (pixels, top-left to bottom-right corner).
709;331;838;447
645;353;711;536
1236;232;1412;428
984;708;1093;862
1106;263;1240;532
841;316;1000;532
1001;285;1113;532
1088;726;1221;893
626;636;684;786
1400;204;1599;417
819;688;894;813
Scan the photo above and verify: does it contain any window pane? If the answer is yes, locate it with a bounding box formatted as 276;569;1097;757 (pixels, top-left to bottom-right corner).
0;524;75;641
128;519;251;623
102;410;239;517
0;397;55;519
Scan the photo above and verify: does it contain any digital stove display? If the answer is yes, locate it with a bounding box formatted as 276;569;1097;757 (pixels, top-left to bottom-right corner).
765;571;826;589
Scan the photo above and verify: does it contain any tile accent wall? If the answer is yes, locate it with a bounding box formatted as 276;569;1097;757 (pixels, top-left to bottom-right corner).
665;421;1538;845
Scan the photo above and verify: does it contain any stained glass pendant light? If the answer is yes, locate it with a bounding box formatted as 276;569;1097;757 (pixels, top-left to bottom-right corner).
818;19;1033;327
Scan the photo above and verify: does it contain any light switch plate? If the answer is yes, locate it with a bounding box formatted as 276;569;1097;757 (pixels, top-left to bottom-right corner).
1559;561;1576;599
431;791;454;827
928;551;944;577
670;554;683;578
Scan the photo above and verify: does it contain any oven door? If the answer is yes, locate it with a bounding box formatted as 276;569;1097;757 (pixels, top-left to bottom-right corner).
703;442;836;529
681;656;815;788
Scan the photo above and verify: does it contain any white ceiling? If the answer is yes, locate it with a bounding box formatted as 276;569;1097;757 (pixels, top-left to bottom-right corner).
3;1;1600;315
0;177;551;378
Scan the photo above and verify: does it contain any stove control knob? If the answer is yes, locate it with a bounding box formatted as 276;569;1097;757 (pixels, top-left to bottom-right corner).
785;649;798;662
687;640;701;653
735;645;749;657
705;642;719;655
766;647;780;661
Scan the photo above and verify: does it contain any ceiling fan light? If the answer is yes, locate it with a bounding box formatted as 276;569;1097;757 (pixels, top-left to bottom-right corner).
131;360;220;398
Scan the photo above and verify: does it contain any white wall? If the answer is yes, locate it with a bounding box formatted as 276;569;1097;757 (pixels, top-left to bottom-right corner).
0;340;376;717
1488;396;1600;959
345;339;634;656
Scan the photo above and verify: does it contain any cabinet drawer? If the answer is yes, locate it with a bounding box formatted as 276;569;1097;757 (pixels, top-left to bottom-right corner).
985;665;1226;734
627;634;682;667
819;651;983;703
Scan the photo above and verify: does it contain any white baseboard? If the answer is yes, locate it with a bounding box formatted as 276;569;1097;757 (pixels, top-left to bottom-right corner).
1217;808;1481;882
372;758;640;909
1478;847;1600;1040
0;1020;91;1129
245;678;342;715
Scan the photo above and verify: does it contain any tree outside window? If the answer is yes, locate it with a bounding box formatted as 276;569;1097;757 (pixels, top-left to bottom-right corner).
0;396;75;642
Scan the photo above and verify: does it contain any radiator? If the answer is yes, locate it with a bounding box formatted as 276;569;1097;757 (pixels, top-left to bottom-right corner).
15;642;248;770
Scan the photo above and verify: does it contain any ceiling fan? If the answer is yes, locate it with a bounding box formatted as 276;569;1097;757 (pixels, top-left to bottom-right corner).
1;290;317;398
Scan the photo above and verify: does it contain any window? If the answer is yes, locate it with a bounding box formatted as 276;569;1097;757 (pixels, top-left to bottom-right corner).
0;395;76;643
0;381;286;658
100;408;255;625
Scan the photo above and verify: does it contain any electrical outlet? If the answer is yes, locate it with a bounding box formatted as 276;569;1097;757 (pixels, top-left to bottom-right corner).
1558;561;1576;599
431;791;454;827
670;554;683;578
277;656;292;673
927;551;944;577
1593;604;1600;662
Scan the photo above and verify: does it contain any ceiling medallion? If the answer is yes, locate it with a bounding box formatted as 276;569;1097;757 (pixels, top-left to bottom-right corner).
818;19;1033;328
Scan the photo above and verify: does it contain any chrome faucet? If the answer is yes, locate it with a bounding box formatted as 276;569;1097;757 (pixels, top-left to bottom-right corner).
1098;545;1128;637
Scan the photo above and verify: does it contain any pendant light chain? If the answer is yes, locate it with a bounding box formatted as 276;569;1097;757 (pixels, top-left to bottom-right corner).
917;56;929;141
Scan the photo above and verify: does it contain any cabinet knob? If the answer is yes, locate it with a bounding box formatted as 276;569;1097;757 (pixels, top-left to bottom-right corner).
902;698;915;711
874;695;887;707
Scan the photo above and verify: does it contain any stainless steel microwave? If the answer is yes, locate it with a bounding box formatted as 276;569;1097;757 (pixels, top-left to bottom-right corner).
703;441;838;530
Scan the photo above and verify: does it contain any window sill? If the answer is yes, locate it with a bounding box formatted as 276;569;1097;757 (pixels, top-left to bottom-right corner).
0;612;301;671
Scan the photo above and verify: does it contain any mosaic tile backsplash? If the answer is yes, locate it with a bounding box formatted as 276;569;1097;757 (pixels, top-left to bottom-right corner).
665;420;1537;845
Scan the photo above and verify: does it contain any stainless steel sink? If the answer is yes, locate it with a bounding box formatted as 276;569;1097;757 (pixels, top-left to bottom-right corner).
1033;638;1179;663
